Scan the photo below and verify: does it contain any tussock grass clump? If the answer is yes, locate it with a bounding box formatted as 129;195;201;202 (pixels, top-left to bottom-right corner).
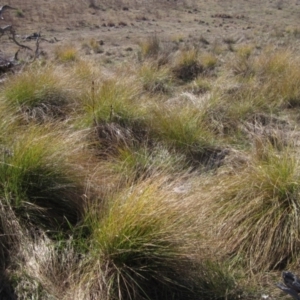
55;44;78;63
172;48;204;82
81;71;223;167
254;48;300;108
0;122;88;295
199;52;218;70
81;177;203;300
236;44;254;59
138;63;173;94
138;35;176;66
212;144;300;271
253;48;291;79
71;59;101;83
0;125;84;231
138;34;161;60
228;45;255;78
150;104;224;165
151;105;208;148
93;119;151;161
80;78;150;158
109;145;187;182
186;77;212;95
204;80;278;140
82;77;142;127
3;66;77;121
226;48;300;109
77;176;242;300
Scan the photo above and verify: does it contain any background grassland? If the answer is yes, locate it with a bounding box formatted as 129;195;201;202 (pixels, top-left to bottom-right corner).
3;0;300;299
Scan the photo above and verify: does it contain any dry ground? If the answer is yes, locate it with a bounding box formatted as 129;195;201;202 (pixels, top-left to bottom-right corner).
2;0;300;63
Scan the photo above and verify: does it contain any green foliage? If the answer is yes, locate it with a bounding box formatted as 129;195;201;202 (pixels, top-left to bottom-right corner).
151;104;218;161
0;127;83;230
4;68;63;107
3;67;75;121
81;78;142;127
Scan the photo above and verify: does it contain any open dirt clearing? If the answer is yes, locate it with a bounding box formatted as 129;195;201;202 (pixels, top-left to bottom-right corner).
2;0;300;63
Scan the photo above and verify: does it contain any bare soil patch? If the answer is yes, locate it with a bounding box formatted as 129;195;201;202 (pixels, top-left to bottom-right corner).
2;0;300;64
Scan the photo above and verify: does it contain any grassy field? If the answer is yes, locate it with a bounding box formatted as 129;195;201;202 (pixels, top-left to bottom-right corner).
2;0;300;299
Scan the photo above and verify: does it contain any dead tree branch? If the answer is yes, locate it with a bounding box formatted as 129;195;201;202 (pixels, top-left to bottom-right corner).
276;271;300;300
8;27;32;51
0;26;45;75
0;25;12;37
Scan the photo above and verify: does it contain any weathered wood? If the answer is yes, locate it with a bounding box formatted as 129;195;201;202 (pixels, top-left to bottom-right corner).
0;25;12;37
276;271;300;299
8;27;32;51
0;25;45;76
0;5;17;20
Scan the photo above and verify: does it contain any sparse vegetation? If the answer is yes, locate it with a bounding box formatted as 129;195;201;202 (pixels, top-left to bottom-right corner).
15;9;24;18
55;44;78;62
138;34;161;60
89;38;104;54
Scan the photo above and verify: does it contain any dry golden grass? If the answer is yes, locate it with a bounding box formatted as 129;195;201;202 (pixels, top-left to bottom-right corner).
201;145;300;271
3;1;300;299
